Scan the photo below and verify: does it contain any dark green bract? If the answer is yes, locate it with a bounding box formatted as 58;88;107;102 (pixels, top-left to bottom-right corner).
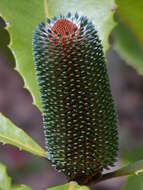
33;13;118;184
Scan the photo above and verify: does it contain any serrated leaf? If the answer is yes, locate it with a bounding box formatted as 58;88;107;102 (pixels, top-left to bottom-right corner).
0;113;45;157
47;183;89;190
11;185;32;190
0;162;11;190
113;20;143;75
0;0;116;110
0;1;45;110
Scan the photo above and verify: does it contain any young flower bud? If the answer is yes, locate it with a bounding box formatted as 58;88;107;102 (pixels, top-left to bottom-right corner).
33;13;118;184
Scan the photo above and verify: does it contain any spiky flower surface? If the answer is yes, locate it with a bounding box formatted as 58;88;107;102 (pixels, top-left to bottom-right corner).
33;13;118;184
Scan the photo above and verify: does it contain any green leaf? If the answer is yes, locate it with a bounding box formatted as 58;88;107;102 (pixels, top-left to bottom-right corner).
0;162;11;190
0;113;45;157
0;1;45;110
121;147;143;190
47;0;116;53
122;147;143;164
116;0;143;43
0;0;116;110
0;162;31;190
113;159;143;177
11;185;32;190
113;1;143;75
113;20;143;75
121;175;143;190
47;183;89;190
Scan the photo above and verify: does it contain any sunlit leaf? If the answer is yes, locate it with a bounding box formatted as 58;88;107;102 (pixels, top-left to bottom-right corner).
116;0;143;43
0;162;11;190
0;1;45;110
121;175;143;190
0;113;45;157
121;147;143;190
113;20;143;74
114;1;143;75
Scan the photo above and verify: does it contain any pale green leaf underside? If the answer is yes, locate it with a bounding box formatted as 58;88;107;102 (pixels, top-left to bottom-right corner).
113;21;143;75
0;113;45;157
114;0;143;75
116;0;143;44
0;0;116;110
0;162;11;190
47;183;89;190
0;0;45;110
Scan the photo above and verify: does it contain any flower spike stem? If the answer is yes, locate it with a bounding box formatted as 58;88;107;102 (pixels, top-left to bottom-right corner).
90;159;143;185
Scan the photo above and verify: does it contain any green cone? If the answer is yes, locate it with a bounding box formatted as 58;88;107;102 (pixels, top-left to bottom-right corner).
33;12;119;184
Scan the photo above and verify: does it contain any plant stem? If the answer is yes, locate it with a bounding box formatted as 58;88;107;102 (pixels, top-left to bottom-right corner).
90;159;143;185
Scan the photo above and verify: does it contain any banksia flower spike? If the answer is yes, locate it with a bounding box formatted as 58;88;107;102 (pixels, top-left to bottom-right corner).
33;13;119;184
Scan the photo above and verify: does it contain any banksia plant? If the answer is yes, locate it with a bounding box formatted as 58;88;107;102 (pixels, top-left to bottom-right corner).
32;13;119;185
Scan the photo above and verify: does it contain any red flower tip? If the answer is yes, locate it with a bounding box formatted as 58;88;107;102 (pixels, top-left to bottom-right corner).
51;19;77;38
